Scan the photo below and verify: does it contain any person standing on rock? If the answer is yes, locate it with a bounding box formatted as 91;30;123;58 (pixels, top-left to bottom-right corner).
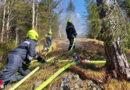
66;19;77;51
0;29;45;89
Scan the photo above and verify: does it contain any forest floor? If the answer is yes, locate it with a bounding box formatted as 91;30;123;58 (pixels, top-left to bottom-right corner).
1;38;130;90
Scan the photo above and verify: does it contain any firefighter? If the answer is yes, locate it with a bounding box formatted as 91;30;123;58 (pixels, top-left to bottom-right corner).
0;29;45;89
43;31;52;52
66;19;77;51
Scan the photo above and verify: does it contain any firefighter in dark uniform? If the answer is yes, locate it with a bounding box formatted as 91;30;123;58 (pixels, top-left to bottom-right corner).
0;29;45;89
66;19;77;51
43;31;52;52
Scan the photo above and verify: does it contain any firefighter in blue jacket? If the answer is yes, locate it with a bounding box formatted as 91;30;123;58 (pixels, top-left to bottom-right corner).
66;19;77;51
45;31;52;48
0;29;45;89
43;31;52;52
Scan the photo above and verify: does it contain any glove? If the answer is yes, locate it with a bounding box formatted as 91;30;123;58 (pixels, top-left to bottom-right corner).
73;33;77;38
24;63;30;68
26;59;31;64
37;56;46;63
24;59;31;68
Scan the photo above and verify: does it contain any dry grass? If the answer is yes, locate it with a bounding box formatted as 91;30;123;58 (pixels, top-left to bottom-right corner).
4;59;130;90
2;38;130;90
125;48;130;53
15;62;69;90
8;62;130;90
78;38;104;46
0;62;6;73
104;79;130;90
72;63;130;90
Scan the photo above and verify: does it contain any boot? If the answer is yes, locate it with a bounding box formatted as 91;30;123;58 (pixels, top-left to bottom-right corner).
68;45;72;51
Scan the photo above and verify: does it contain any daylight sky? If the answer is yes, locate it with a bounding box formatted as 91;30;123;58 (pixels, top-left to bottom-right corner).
62;0;87;25
59;0;88;37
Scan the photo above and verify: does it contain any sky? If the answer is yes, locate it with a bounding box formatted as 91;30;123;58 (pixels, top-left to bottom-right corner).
62;0;87;25
74;0;87;19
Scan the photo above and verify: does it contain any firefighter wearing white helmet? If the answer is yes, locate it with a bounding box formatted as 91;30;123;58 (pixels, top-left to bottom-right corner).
0;29;45;89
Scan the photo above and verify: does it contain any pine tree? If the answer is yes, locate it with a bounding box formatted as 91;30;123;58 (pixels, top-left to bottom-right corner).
38;0;60;38
118;0;130;49
12;0;32;44
96;0;130;80
85;0;101;39
119;0;130;18
1;0;7;42
32;0;35;29
67;0;75;12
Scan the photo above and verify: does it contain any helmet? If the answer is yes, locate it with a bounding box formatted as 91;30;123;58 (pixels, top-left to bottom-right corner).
48;31;52;34
67;19;72;23
26;29;39;41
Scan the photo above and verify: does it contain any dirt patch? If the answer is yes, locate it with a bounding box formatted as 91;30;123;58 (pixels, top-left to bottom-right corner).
52;38;130;59
68;65;106;89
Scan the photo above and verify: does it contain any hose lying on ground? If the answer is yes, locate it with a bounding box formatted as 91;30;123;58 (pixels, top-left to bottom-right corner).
35;62;78;90
10;51;68;90
68;38;75;52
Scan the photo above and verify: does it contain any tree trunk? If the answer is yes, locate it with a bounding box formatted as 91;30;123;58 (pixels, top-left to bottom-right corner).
35;0;39;30
32;0;35;29
59;25;62;39
105;41;130;80
96;0;130;80
6;0;15;42
6;1;11;42
1;0;7;42
15;30;19;45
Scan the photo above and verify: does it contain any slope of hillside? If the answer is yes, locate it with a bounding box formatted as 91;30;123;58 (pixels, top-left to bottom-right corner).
2;38;130;90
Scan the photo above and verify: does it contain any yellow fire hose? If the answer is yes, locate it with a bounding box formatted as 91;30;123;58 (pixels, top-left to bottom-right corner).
61;60;106;64
57;60;106;64
10;57;55;90
68;38;75;52
32;59;130;64
31;43;53;64
44;43;53;57
35;62;77;90
10;51;69;90
35;59;130;90
9;34;130;90
57;60;130;63
10;38;54;90
10;58;130;90
10;66;40;90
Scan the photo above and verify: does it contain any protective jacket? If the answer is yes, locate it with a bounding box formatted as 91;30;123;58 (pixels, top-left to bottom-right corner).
12;38;39;63
0;38;39;84
46;34;52;42
66;22;77;39
44;34;52;47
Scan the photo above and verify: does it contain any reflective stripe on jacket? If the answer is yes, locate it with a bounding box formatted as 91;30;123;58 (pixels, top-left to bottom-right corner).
11;38;38;62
